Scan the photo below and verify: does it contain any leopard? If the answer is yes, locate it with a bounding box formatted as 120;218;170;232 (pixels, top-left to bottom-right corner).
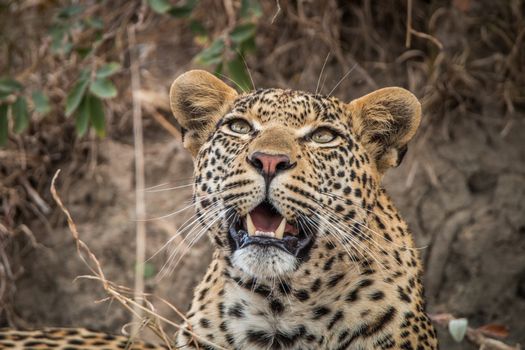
0;70;438;350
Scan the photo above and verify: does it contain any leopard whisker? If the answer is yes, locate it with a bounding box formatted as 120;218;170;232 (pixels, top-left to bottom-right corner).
315;52;331;94
138;190;224;222
145;183;195;192
301;214;362;272
147;200;225;262
167;208;231;273
158;204;227;279
152;200;223;258
328;63;357;97
311;212;372;269
319;191;426;251
312;209;388;276
315;206;401;274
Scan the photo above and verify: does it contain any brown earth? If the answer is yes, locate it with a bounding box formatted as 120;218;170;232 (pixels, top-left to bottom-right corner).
2;1;525;349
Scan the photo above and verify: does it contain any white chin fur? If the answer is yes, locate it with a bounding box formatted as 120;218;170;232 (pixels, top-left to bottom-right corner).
232;246;298;278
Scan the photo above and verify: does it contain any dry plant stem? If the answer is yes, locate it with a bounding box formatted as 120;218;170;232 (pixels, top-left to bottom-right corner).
271;0;281;24
148;107;182;140
128;25;147;337
430;314;521;350
405;0;443;50
405;0;413;47
50;170;227;350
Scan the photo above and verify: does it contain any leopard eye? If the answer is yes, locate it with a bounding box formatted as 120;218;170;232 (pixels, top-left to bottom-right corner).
310;128;337;143
228;119;252;134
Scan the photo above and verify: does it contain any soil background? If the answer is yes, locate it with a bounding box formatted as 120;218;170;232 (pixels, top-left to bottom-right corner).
1;1;524;349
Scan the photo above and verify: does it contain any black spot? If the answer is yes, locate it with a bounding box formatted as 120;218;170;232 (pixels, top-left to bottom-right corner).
323;256;336;271
228;303;245;318
311;278;322;292
312;306;331;319
327;310;344;330
295;289;310;301
199;318;211;328
369;291;385;300
269;299;285;314
327;273;345;288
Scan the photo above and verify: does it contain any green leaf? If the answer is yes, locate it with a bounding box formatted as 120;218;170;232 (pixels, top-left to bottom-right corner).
0;78;23;94
230;23;256;44
227;55;253;92
49;24;65;41
86;16;104;29
168;0;197;17
75;47;93;58
143;262;156;279
12;96;29;134
96;62;121;78
214;62;224;76
168;6;193;18
32;91;51;115
0;104;8;146
240;0;262;18
448;318;468;342
195;39;225;66
65;78;89;117
240;35;256;53
78;69;90;81
58;5;84;19
148;0;172;14
0;92;11;101
190;20;207;36
89;78;117;99
75;95;90;137
88;95;106;137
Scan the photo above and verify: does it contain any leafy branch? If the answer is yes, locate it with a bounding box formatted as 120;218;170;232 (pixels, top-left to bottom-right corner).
0;0;262;147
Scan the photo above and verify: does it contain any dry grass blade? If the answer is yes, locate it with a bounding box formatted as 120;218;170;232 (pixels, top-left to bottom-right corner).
128;24;147;337
405;0;443;50
49;170;228;350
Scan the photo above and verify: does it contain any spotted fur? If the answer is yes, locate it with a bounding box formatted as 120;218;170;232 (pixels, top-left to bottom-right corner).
1;70;438;350
0;328;168;349
172;71;438;349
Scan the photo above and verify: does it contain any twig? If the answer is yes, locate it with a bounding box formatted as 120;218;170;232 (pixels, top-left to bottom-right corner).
271;0;281;24
405;0;443;50
223;0;236;30
49;170;227;350
430;313;521;350
405;0;413;48
21;178;51;215
147;106;182;140
128;24;147;336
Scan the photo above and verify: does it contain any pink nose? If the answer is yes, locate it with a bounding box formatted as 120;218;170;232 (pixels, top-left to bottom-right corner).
248;152;293;178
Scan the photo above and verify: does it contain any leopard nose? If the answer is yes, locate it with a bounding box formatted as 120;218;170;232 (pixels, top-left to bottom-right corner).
247;152;295;179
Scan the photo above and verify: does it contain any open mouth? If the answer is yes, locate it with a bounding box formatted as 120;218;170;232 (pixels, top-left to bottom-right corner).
228;200;314;258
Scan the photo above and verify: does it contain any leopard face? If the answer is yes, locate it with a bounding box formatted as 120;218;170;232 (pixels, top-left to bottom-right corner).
170;70;420;281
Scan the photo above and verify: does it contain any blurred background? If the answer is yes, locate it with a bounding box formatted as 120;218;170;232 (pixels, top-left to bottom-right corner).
0;0;524;348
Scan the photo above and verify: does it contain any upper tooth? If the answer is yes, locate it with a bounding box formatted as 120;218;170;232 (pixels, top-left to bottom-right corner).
274;218;286;239
246;213;256;236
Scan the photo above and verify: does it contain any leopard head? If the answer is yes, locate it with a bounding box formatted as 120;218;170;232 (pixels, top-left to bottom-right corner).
170;70;420;279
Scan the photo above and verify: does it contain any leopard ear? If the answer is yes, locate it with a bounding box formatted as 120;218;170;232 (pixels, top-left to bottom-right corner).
348;87;421;174
170;70;238;157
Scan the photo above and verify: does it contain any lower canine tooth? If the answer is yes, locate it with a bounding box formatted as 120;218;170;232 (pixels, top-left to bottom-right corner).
275;218;286;239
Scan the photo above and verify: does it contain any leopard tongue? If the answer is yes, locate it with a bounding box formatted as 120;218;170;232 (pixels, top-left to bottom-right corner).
246;213;286;239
